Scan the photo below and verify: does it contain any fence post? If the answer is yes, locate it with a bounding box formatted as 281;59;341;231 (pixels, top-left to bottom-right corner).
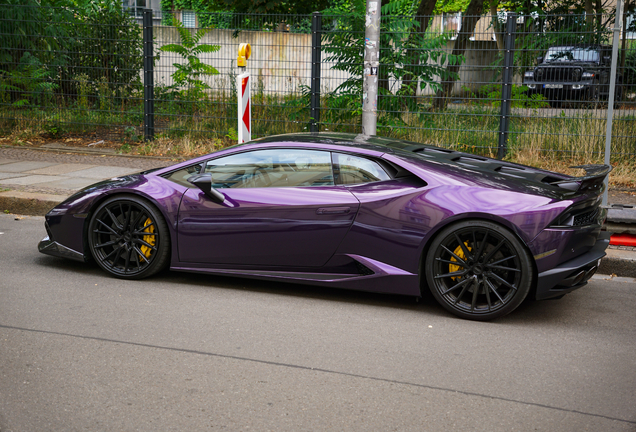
362;0;381;136
310;12;322;133
603;0;623;206
497;13;516;159
143;9;154;141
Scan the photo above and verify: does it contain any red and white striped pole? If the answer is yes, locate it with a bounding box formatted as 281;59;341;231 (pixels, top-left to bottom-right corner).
237;43;252;144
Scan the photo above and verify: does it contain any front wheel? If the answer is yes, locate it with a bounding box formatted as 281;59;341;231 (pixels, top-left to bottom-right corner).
88;195;170;279
425;220;533;321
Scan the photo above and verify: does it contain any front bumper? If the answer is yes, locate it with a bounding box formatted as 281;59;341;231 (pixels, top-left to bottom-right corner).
535;231;610;300
39;236;86;262
524;81;594;97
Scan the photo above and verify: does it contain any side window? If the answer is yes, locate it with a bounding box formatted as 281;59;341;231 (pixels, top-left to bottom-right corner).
164;163;202;187
333;153;391;185
204;149;334;188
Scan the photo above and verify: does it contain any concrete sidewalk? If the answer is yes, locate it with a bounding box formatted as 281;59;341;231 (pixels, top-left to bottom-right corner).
0;146;170;215
1;145;634;277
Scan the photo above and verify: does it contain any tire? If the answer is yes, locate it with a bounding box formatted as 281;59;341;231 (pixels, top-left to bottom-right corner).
88;195;170;279
425;220;533;321
587;85;601;109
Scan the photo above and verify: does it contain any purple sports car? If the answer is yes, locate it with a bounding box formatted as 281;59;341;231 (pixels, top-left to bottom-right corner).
39;133;611;320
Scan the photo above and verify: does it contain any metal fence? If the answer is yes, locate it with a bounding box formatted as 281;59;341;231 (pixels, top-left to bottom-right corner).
1;4;635;160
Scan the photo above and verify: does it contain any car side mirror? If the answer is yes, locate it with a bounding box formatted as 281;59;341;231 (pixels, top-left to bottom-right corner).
537;56;543;64
188;173;225;203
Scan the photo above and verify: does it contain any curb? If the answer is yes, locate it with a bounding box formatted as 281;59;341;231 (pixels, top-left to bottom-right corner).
1;143;180;161
0;191;66;216
598;248;636;278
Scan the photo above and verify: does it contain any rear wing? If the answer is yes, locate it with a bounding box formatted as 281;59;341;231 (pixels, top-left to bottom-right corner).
553;164;612;194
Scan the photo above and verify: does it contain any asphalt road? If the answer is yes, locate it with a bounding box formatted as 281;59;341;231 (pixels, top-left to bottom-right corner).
1;214;635;432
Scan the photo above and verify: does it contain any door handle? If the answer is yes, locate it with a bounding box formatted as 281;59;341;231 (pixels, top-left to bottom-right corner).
316;206;351;215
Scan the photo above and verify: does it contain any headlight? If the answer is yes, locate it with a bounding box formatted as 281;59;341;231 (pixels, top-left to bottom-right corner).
47;206;69;216
571;68;582;81
535;68;544;80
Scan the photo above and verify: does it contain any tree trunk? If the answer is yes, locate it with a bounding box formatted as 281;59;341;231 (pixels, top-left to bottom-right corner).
585;0;594;27
490;1;503;53
620;0;631;72
432;0;486;109
396;0;438;98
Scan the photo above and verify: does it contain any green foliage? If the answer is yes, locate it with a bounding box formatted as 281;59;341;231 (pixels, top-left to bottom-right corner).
434;0;473;14
209;0;329;14
0;52;58;107
68;7;144;96
322;3;463;127
97;76;113;111
481;84;550;109
45;118;65;138
225;127;238;141
0;2;143;107
123;126;141;142
158;22;221;115
0;0;74;71
159;22;221;92
623;48;636;93
75;74;91;110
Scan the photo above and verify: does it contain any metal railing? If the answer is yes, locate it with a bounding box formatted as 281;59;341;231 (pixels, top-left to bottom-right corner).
1;4;634;160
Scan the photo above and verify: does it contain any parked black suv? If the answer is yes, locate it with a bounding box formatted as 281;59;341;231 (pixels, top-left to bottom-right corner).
523;45;622;107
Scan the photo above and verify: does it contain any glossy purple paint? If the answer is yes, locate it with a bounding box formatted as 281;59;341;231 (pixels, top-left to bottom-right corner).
39;132;610;309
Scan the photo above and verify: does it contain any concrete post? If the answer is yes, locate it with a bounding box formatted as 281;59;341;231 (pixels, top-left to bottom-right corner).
361;1;381;136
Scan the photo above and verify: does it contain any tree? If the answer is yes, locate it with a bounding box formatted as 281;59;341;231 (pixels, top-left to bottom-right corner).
159;21;220;112
397;0;440;97
323;1;462;126
432;0;485;109
160;0;330;16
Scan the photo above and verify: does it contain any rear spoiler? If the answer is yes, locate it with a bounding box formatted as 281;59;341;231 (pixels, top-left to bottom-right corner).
553;164;612;194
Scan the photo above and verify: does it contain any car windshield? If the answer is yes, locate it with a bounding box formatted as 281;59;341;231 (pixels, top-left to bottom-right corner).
544;47;600;62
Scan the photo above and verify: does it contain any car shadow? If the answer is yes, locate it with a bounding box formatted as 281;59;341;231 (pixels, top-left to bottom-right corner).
36;254;449;317
36;255;583;324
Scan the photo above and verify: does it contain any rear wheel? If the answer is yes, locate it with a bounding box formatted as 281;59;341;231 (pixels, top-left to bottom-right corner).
425;220;533;321
88;195;170;279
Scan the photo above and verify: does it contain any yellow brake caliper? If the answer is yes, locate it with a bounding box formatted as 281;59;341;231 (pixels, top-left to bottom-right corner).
449;242;471;280
139;218;155;259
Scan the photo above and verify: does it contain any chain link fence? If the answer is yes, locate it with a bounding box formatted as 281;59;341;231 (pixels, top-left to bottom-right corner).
1;4;634;161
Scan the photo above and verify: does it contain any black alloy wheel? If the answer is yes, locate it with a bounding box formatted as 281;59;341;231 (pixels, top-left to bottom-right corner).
88;195;170;279
425;220;533;321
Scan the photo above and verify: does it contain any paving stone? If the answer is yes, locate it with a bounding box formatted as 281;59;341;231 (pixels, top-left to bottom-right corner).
0;147;173;170
0;175;66;186
0;161;58;173
65;166;140;179
25;163;96;175
0;173;26;180
45;177;101;190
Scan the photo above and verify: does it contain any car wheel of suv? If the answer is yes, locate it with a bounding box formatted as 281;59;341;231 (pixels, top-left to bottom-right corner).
587;84;601;109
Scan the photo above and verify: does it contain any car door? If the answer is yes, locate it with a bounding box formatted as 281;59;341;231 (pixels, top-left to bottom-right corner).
176;148;360;267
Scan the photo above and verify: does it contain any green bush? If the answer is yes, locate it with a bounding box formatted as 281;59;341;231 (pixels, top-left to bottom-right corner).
481;84;550;109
